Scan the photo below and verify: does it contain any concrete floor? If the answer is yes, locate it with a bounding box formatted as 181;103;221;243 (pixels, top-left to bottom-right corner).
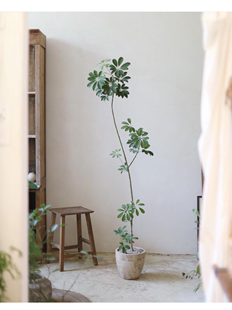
39;252;205;302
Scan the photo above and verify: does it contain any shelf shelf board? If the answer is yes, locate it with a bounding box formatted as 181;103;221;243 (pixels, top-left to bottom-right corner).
28;135;36;138
28;91;35;95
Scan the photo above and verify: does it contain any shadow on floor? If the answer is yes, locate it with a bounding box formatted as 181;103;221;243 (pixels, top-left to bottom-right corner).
139;272;183;282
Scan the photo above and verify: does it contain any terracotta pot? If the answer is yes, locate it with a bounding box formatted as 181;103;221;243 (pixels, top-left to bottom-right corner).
115;246;145;280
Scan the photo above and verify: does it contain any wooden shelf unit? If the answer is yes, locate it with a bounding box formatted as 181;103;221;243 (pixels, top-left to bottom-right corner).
28;29;46;244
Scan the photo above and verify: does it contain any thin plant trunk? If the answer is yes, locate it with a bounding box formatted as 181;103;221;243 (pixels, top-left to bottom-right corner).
111;94;134;251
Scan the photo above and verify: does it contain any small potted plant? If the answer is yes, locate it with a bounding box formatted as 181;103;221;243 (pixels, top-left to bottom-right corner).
87;57;154;279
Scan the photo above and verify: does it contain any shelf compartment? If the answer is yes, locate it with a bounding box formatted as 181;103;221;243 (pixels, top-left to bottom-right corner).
29;45;35;92
28;95;35;135
29;138;36;175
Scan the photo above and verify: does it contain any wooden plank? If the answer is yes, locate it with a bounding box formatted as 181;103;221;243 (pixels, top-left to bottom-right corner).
40;46;45;181
85;214;98;266
59;216;65;272
81;237;91;245
50;241;60;250
64;244;79;250
44;45;46;180
28;30;46;249
35;44;41;187
47;213;57;260
77;214;82;252
28;45;35;92
29;138;36;174
29;29;46;48
28;95;35;135
51;206;94;216
35;190;42;245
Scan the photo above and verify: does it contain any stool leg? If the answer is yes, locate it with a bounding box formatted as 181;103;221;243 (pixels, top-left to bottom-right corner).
76;214;82;252
47;212;56;263
59;215;65;272
85;213;98;266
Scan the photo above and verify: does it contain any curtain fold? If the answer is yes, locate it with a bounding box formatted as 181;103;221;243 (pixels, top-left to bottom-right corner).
198;12;232;302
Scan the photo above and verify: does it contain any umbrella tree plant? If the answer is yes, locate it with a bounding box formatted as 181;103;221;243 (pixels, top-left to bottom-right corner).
87;57;154;253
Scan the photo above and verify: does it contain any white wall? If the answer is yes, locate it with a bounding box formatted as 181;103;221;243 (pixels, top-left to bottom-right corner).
29;12;203;254
0;12;28;301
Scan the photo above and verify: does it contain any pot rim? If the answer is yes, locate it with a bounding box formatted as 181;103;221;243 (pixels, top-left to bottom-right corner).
115;246;146;256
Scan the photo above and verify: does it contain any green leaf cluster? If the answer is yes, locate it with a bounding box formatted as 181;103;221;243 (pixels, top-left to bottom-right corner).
29;204;58;282
0;248;21;301
121;119;154;156
87;57;154;254
114;226;138;253
87;57;131;101
182;209;202;293
117;200;145;222
118;162;128;173
110;149;122;159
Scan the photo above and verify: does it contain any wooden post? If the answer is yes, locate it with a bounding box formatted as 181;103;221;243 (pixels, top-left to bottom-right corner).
47;212;56;261
76;214;82;252
85;214;98;266
59;215;65;271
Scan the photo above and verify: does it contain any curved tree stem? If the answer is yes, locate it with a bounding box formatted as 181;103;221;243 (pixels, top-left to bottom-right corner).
111;95;134;249
128;147;140;169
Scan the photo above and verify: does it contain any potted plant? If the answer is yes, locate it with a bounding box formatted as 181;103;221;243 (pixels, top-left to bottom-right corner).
87;57;154;279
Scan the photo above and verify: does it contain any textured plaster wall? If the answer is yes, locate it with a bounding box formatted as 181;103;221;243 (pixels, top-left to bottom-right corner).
29;12;203;254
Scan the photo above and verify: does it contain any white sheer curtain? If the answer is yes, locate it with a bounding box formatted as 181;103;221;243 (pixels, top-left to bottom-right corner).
0;12;28;301
198;12;232;302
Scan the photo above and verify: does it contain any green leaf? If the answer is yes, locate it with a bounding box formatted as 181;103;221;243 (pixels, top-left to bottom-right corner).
51;224;58;232
138;203;145;206
127;118;131;124
137;128;143;136
92;82;97;90
117;213;123;218
136;209;139;216
112;59;117;66
118;57;124;66
136;199;140;204
122;121;128;125
121;62;130;70
81;250;88;255
139;208;145;214
122;215;126;222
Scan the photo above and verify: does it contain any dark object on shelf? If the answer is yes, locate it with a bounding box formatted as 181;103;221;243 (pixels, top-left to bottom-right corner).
214;266;232;301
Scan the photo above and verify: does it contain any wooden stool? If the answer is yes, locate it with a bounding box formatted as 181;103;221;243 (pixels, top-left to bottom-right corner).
47;206;98;272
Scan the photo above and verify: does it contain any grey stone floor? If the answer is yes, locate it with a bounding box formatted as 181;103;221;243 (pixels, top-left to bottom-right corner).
39;252;205;302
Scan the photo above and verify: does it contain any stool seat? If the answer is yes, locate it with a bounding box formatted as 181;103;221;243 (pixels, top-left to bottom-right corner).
50;206;94;216
47;206;98;272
